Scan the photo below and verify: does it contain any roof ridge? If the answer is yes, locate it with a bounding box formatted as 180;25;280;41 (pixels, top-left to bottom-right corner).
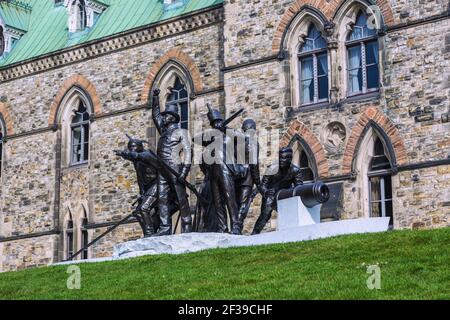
0;0;32;12
0;0;224;68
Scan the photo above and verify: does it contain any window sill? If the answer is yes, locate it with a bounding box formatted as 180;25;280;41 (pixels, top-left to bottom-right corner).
290;91;380;115
344;91;380;103
62;162;89;172
294;101;331;113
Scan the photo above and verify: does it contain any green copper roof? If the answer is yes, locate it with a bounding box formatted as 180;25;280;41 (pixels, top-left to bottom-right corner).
0;0;223;67
0;0;32;32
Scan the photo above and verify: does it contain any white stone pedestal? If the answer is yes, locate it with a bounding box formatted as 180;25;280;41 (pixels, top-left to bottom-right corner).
109;217;390;260
277;197;321;230
54;203;390;265
54;216;391;265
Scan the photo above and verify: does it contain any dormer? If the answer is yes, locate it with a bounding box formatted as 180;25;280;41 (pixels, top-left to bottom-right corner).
163;0;187;11
0;0;32;58
63;0;108;33
86;0;108;26
68;0;87;33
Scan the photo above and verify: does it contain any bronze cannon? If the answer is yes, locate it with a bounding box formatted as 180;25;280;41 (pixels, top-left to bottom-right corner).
277;181;331;208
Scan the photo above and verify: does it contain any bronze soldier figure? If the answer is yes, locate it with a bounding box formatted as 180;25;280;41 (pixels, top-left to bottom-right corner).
235;119;261;234
151;89;192;236
194;162;217;232
252;147;304;235
115;136;160;237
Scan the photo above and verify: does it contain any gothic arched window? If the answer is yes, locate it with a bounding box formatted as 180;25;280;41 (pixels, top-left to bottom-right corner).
298;24;328;105
81;216;89;260
346;12;379;95
166;76;189;130
299;150;315;183
368;137;393;227
292;140;316;183
70;100;90;165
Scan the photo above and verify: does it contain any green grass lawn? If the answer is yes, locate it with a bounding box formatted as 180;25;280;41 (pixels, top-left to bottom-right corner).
0;228;449;300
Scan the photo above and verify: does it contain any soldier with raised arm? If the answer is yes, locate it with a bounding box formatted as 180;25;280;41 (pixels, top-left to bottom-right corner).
151;89;192;236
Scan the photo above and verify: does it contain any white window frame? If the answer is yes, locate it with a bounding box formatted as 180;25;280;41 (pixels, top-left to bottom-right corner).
57;87;93;168
80;217;89;260
298;48;329;106
346;36;379;96
343;9;380;97
66;219;74;260
70;104;90;166
368;174;393;219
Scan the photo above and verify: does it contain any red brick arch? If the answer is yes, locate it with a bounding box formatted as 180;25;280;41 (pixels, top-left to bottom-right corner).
343;107;408;175
140;48;204;104
48;74;102;126
272;0;395;54
281;119;330;178
0;102;14;135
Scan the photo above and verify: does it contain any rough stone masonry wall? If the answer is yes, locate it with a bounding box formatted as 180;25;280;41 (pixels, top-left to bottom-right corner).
224;0;450;170
341;16;450;226
223;0;449;65
0;235;58;272
0;1;449;271
0;21;224;270
1;132;57;237
383;20;450;163
394;165;449;230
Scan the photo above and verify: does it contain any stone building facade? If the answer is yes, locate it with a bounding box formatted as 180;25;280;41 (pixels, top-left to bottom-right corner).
0;0;448;272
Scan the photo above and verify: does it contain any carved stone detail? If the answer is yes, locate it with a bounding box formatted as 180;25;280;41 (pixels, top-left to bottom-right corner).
322;121;347;153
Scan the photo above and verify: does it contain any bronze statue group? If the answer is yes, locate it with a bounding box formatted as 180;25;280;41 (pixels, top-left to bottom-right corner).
116;89;304;238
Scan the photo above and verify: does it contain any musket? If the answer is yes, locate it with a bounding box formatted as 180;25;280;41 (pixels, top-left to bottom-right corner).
146;148;209;206
147;149;210;233
64;199;143;262
113;149;126;157
241;188;260;219
223;108;244;127
206;103;244;128
114;145;207;234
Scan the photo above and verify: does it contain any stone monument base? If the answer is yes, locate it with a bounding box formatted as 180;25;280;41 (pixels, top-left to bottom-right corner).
114;217;390;259
55;217;390;265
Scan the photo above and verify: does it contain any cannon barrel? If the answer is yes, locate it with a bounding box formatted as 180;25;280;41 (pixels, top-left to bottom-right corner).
277;181;330;208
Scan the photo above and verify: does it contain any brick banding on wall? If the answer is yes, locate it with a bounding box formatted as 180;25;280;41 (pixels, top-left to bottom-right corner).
271;0;395;54
140;48;205;104
342;106;408;174
48;74;102;126
281;119;330;178
0;102;14;135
